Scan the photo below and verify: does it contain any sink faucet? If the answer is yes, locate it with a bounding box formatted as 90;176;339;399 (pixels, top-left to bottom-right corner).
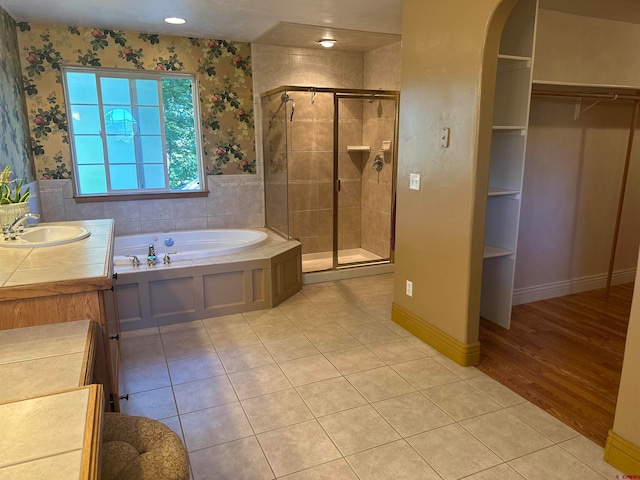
3;213;40;240
147;243;157;265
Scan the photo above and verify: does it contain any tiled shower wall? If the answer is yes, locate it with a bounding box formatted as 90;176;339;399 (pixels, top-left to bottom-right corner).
252;44;365;254
37;176;263;236
361;42;402;258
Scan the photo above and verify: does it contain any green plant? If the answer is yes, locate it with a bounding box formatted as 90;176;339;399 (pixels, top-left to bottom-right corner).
0;166;34;204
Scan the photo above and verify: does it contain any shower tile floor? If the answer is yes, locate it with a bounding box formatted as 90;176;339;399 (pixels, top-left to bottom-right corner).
302;248;383;273
119;274;621;480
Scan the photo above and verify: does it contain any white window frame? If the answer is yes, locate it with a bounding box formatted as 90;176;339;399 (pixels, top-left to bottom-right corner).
61;66;205;198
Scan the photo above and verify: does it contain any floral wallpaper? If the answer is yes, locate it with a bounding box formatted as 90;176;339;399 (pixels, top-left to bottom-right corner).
0;8;34;182
16;22;255;179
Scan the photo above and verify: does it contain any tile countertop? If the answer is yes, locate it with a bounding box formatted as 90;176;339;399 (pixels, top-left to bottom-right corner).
0;219;114;302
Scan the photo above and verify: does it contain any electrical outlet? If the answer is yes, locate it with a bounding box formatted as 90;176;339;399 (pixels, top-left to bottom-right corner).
409;173;420;191
406;280;413;297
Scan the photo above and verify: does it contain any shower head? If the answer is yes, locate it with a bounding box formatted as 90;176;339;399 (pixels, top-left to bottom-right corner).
281;93;295;121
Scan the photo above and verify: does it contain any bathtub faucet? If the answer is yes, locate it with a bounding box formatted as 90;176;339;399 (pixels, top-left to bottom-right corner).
147;244;157;266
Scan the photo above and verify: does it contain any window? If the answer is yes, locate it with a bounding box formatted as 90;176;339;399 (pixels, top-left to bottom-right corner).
62;67;204;197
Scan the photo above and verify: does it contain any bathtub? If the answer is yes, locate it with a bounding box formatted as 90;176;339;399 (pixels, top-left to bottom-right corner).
111;228;302;331
114;229;269;266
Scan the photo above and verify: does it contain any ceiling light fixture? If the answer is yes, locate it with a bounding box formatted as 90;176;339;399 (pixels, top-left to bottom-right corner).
318;38;336;48
164;17;186;25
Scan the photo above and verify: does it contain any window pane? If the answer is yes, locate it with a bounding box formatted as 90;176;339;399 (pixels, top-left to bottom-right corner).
142;164;166;189
136;80;159;105
66;72;98;104
104;107;136;136
77;165;107;194
140;136;163;163
74;136;104;165
70;105;101;134
106;136;136;164
100;77;131;105
110;165;139;190
137;107;161;134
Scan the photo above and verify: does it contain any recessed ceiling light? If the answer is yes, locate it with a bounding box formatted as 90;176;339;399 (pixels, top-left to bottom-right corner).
164;17;186;25
318;38;336;48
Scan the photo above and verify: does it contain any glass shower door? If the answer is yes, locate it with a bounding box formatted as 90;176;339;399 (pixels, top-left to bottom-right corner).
335;94;398;268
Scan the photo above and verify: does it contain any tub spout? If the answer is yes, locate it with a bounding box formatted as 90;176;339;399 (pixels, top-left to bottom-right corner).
147;243;157;265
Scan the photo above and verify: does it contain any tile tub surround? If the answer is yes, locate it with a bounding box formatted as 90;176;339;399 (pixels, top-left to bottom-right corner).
118;274;621;479
37;175;265;236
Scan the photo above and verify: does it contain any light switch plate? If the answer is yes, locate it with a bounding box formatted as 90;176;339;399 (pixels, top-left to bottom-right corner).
409;173;420;191
440;128;450;148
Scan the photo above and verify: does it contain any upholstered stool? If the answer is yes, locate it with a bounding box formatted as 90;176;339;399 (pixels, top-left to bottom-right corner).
101;412;189;480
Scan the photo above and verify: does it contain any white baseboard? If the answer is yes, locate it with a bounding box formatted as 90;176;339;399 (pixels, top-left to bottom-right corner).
512;268;636;306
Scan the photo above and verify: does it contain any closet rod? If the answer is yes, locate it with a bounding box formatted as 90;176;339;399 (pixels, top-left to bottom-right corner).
531;90;640;101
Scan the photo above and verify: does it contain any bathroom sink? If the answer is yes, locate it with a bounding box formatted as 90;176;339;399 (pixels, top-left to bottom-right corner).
0;225;91;248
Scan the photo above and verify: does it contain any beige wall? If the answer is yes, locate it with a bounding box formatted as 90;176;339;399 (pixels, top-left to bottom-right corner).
394;0;513;344
535;9;640;87
516;98;640;289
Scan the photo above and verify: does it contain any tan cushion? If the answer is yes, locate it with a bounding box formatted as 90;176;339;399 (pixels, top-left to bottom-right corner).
102;412;189;480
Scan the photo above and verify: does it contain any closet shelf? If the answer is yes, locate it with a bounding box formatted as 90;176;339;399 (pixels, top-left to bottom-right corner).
493;125;527;131
483;245;515;259
347;145;371;153
498;54;532;62
488;187;520;197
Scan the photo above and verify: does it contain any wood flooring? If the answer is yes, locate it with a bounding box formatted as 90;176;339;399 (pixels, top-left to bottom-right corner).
476;283;633;447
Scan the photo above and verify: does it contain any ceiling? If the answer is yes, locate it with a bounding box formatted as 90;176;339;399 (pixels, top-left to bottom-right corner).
2;0;640;51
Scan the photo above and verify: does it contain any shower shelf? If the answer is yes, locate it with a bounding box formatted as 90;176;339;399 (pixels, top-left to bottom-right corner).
347;145;371;153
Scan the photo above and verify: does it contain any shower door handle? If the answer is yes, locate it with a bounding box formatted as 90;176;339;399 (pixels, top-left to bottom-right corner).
336;179;341;192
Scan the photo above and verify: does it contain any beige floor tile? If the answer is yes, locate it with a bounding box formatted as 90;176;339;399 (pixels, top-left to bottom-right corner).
190;436;274;480
372;392;453;437
218;344;275;373
424;381;501;421
463;464;526;480
159;415;185;445
465;375;526;407
293;316;342;334
264;336;320;362
173;375;238;414
507;402;580;443
559;436;623;478
120;362;170;394
327;308;378;327
432;354;484;379
407;424;502;480
120;327;161;346
181;402;253;452
508;446;604;480
346;366;415;402
279;459;358;479
280;304;327;321
361;303;392;321
392;357;460;389
343;322;399;344
202;313;248;330
460;410;553;461
242;388;313;434
162;335;216;362
167;352;225;385
243;308;289;326
296;377;367;417
257;420;341;477
120;386;177;420
346;440;441;480
377;319;414;337
252;319;304;343
208;324;262;350
317;405;401;456
404;336;439;356
279;354;341;386
305;327;361;352
366;338;427;365
158;319;204;334
324;346;386;375
120;340;166;369
160;325;210;345
228;364;292;399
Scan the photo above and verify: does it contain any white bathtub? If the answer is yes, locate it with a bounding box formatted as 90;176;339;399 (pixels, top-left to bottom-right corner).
113;229;269;266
